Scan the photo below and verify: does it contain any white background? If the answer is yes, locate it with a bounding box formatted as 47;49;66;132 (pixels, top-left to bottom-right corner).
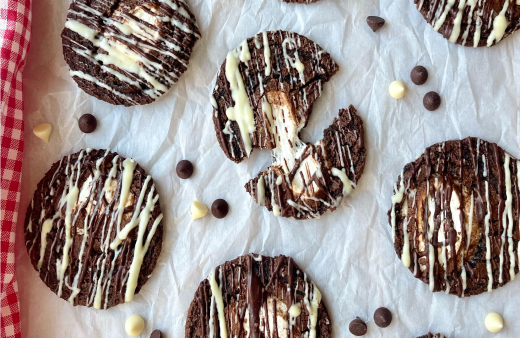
16;0;520;337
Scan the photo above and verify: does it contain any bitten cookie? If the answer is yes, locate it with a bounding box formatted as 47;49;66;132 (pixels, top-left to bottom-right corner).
417;334;445;338
388;137;520;297
212;31;366;219
24;149;163;309
61;0;200;106
245;106;366;219
414;0;520;47
211;30;338;163
185;254;332;338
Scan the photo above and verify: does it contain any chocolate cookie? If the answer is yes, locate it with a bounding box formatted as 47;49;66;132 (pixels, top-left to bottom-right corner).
414;0;520;47
212;31;366;219
185;254;332;338
211;30;338;163
418;334;445;338
24;149;163;309
245;105;366;219
388;137;520;297
61;0;200;106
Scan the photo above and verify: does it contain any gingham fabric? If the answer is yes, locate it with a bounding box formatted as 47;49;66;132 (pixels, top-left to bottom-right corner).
1;0;31;336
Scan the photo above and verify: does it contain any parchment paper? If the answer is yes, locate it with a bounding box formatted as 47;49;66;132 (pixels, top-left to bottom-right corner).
15;0;520;337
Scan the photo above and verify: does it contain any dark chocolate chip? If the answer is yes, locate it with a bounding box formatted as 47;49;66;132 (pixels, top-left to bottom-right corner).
410;66;428;85
176;160;194;179
150;330;162;338
78;114;97;133
423;91;441;111
211;199;229;218
349;317;367;336
367;16;385;32
374;307;392;328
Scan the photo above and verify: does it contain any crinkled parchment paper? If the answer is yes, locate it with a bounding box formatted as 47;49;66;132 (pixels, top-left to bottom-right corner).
16;0;520;337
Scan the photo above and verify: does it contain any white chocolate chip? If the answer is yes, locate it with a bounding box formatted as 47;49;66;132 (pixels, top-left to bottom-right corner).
389;81;406;99
125;314;145;337
485;312;504;333
33;123;52;143
191;201;208;220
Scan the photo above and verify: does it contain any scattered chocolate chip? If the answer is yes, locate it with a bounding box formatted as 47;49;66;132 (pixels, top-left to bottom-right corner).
78;114;97;133
150;330;162;338
374;307;392;328
366;16;385;32
349;317;368;336
176;160;194;179
410;66;428;85
211;199;229;218
423;91;441;111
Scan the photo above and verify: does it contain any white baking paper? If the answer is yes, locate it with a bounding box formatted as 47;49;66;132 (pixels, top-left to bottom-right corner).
15;0;520;337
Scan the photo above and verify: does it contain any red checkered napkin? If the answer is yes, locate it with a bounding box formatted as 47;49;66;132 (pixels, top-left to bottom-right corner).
1;0;31;337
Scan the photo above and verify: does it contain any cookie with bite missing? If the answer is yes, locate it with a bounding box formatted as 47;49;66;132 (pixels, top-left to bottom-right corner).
211;30;338;163
24;149;163;309
388;137;520;297
413;0;520;47
185;254;332;338
61;0;200;106
246;105;366;219
211;31;366;219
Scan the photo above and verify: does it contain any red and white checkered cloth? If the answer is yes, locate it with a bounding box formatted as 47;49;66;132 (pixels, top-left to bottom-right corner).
1;0;31;337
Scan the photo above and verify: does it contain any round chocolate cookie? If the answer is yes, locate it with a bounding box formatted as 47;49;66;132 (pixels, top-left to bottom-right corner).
245;105;366;220
211;30;338;164
418;334;445;338
24;148;163;309
413;0;520;47
185;254;332;338
388;137;520;297
61;0;200;106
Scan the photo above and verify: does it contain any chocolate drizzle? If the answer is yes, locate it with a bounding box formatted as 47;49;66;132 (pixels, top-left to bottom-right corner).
212;30;338;164
246;255;263;338
185;254;331;338
61;0;200;106
246;106;366;220
24;149;163;309
414;0;520;47
388;137;520;297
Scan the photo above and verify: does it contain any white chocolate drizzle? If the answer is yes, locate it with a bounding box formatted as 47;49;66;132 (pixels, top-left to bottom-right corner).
484;179;493;292
427;181;435;292
282;37;305;84
26;149;163;308
487;0;511;46
257;175;266;206
56;150;85;297
503;153;515;281
303;275;321;338
224;41;256;157
208;268;228;338
63;0;199;103
418;0;516;47
37;219;54;271
331;168;353;196
262;31;271;76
